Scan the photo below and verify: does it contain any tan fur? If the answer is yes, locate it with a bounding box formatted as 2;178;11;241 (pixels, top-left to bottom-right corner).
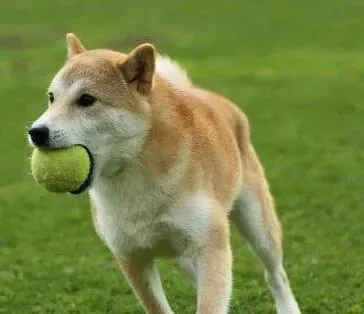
66;33;86;57
118;258;173;314
119;43;156;94
30;33;300;314
141;76;243;207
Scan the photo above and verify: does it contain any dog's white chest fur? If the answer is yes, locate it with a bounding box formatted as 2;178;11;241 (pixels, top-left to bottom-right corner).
89;165;212;258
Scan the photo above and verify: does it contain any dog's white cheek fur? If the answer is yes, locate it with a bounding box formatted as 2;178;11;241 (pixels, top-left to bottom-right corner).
79;106;150;176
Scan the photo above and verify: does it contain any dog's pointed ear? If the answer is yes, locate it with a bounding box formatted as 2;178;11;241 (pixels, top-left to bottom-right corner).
66;33;86;58
118;43;156;95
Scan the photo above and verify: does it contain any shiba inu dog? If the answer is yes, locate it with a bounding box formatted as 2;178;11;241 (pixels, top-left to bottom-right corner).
28;33;300;314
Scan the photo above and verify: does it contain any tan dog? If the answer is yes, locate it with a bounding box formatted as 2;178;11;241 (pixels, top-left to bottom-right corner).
28;33;301;314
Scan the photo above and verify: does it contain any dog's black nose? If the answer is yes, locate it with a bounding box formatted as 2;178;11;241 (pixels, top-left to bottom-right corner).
28;126;49;146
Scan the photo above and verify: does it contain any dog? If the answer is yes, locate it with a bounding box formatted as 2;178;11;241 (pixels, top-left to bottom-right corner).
28;33;301;314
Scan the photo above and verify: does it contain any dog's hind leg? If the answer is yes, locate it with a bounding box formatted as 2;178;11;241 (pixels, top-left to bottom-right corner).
232;150;300;314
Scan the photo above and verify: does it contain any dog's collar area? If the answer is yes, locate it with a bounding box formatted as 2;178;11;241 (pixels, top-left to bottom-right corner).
70;146;94;195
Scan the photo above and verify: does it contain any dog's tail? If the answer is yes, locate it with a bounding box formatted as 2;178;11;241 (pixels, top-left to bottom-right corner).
156;55;192;88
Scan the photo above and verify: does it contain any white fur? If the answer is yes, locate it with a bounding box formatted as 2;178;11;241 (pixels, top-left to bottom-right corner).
233;184;300;314
233;183;269;251
156;55;192;88
91;165;169;256
163;193;212;240
90;144;211;258
266;266;301;314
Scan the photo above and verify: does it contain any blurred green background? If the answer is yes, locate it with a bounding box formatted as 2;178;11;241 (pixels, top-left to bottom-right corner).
1;1;364;313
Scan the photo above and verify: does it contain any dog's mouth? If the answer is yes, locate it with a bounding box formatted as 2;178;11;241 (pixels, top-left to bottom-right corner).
70;145;95;195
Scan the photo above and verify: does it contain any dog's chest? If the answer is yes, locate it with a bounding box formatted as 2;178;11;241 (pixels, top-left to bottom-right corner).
90;175;163;255
89;170;212;258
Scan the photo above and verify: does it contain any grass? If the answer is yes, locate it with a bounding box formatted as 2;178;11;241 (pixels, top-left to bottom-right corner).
1;0;364;313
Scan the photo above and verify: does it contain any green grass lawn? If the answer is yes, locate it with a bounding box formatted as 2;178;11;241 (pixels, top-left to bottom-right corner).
1;0;364;313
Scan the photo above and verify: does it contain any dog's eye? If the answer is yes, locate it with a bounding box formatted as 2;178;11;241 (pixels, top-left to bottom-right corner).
48;92;54;103
77;94;97;107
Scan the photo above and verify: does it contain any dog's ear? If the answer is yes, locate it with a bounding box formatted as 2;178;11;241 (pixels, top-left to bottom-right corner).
66;33;86;58
118;43;156;95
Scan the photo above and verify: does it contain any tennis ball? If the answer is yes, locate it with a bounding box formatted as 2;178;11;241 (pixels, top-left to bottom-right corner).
31;145;92;194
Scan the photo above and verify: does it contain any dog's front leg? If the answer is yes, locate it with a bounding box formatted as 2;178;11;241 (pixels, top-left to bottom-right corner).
196;217;232;314
118;257;174;314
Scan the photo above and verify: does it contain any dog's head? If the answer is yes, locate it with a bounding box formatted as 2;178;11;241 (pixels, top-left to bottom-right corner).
28;33;155;192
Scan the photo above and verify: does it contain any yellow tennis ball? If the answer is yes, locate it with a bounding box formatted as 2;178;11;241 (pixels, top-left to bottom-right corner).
31;145;92;194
